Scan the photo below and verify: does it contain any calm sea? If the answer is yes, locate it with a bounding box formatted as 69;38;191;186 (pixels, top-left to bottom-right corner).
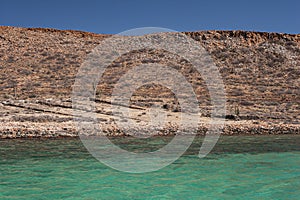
1;135;299;199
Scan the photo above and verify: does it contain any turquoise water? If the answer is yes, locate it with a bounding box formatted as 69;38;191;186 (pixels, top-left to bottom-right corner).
1;135;299;199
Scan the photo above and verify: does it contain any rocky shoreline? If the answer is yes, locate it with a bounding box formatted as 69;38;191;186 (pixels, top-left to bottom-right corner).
1;122;299;139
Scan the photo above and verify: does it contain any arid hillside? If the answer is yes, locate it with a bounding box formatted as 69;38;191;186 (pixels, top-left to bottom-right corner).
0;26;299;137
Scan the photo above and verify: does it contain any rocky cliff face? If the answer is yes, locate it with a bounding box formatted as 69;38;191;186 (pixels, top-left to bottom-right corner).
0;26;299;125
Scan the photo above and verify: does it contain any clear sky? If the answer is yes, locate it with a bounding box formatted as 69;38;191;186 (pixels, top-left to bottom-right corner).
1;0;299;34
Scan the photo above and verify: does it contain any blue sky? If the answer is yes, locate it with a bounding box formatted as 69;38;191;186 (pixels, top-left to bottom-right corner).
1;0;299;34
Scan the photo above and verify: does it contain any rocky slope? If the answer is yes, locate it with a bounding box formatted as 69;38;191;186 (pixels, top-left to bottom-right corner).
0;26;299;138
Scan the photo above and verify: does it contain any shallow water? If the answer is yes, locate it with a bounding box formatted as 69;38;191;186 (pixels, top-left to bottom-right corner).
1;135;299;199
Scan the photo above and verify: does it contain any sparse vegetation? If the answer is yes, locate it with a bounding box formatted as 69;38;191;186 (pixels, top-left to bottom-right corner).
0;26;299;134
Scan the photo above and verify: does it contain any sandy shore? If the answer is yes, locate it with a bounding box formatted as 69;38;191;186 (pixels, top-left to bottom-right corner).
1;99;299;139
